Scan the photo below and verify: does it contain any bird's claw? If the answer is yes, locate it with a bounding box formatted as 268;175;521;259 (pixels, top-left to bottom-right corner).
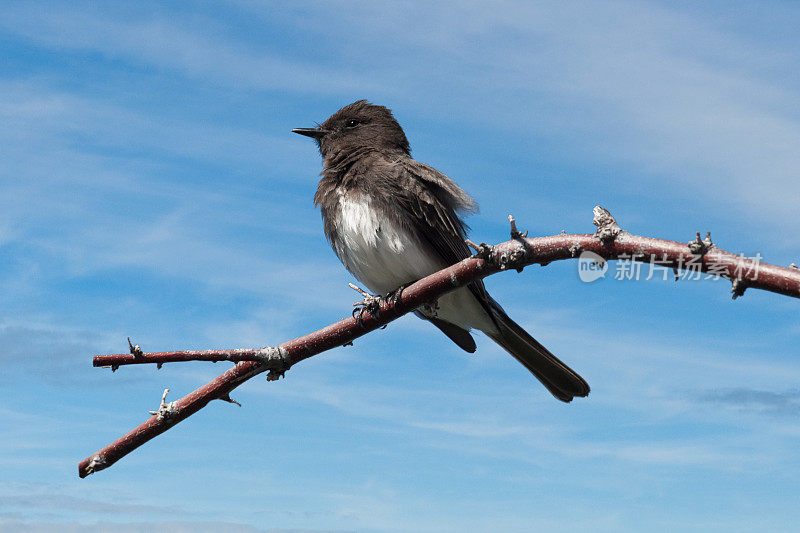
349;283;383;324
352;295;382;324
386;283;409;306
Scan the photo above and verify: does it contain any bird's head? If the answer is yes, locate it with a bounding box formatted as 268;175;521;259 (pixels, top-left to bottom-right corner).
293;100;410;158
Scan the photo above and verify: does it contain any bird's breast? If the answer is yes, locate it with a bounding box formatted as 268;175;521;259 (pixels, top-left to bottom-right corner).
330;191;444;294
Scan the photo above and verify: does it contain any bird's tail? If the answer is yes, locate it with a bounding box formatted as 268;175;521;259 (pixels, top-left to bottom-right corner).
484;297;590;402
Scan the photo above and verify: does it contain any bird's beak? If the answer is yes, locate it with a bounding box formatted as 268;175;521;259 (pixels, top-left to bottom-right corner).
292;127;327;139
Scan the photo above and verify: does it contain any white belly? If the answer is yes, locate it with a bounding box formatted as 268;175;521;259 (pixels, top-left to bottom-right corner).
332;193;496;333
333;193;439;294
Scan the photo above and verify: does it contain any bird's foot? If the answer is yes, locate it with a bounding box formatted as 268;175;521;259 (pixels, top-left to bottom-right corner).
385;283;410;307
349;283;383;324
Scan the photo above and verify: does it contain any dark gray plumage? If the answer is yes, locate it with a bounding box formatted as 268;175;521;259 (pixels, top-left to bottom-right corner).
293;100;589;402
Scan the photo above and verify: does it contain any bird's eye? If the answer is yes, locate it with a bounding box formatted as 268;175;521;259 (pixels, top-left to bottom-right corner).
345;119;360;128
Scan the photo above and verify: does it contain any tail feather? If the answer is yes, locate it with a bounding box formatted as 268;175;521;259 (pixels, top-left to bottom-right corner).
484;298;590;403
417;311;477;353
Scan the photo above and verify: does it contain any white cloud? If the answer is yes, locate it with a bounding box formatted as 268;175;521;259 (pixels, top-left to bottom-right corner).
4;1;799;234
0;3;371;94
0;520;275;533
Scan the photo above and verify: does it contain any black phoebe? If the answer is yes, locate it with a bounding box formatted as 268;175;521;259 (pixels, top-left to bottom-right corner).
293;100;589;402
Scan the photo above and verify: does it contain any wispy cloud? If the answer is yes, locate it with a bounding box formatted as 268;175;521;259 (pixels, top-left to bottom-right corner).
4;1;800;234
246;1;800;235
0;80;347;305
0;494;189;518
0;322;131;385
0;3;373;95
0;519;290;533
700;387;800;416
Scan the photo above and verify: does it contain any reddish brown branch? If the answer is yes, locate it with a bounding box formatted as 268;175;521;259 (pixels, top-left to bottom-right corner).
78;207;800;477
93;347;288;370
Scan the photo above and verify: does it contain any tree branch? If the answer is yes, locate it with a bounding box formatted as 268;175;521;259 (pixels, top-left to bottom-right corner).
78;206;800;477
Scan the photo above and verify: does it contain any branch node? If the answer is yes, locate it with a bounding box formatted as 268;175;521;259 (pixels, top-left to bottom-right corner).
688;231;714;256
496;245;526;272
508;214;528;239
342;341;354;347
592;206;621;244
111;364;119;373
148;388;178;421
128;337;143;358
569;243;581;257
673;267;679;281
84;454;107;475
248;346;289;380
219;393;242;407
465;239;493;259
157;362;163;370
791;263;798;269
731;279;748;300
251;346;290;381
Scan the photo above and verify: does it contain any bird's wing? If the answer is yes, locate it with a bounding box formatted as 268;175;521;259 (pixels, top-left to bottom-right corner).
385;158;493;304
391;160;472;258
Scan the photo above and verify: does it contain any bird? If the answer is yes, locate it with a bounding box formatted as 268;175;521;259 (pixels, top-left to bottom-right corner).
293;100;589;402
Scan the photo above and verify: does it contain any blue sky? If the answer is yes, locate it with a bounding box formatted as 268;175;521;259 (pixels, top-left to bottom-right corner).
2;1;800;531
